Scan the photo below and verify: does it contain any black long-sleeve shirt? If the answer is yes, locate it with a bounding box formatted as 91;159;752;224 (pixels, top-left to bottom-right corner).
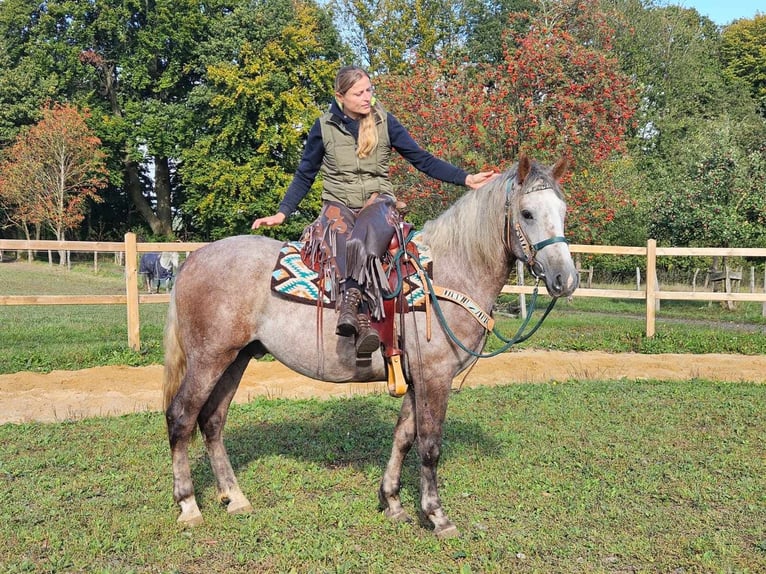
278;101;468;216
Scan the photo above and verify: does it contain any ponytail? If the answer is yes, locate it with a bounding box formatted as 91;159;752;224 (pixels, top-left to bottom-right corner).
356;104;379;159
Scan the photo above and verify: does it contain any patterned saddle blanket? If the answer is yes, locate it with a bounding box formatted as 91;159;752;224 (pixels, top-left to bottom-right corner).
271;231;432;311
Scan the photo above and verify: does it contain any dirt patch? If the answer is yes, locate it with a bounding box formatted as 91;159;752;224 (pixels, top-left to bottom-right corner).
1;350;765;424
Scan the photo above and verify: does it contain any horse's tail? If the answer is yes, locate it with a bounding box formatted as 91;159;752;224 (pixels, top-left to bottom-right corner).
162;290;187;412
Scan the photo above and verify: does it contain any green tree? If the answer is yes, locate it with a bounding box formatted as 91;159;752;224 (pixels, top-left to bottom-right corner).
648;119;766;248
180;0;344;240
721;14;766;116
0;0;84;147
598;1;766;249
332;0;484;72
76;0;216;238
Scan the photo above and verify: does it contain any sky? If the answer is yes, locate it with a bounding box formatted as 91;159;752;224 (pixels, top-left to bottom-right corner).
677;1;763;25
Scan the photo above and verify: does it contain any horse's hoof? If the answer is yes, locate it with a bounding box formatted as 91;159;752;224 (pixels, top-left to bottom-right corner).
383;507;413;523
434;523;460;539
178;510;204;527
227;500;254;515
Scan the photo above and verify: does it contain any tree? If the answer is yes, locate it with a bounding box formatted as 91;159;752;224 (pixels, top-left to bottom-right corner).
179;0;344;240
375;0;638;240
648;120;766;248
601;1;766;249
331;0;478;72
76;0;218;238
0;103;107;261
721;14;766;116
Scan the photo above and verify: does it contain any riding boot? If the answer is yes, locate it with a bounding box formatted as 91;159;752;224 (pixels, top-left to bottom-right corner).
355;313;380;357
336;288;363;337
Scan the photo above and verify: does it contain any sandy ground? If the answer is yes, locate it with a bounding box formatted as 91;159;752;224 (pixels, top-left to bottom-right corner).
2;350;765;424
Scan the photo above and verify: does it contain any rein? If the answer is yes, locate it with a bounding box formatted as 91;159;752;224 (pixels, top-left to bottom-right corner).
420;268;558;359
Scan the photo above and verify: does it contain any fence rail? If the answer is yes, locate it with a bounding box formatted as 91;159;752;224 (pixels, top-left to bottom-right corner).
3;235;766;349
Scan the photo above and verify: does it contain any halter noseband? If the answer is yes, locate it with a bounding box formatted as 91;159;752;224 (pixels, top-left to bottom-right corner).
504;179;568;278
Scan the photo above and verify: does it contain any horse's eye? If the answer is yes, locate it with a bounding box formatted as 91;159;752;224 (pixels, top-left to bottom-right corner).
521;210;533;220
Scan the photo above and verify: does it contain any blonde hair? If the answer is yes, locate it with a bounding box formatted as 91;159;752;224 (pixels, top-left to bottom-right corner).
335;66;378;159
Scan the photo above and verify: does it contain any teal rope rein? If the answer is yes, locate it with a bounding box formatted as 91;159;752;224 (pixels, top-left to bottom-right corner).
419;265;558;359
384;235;558;359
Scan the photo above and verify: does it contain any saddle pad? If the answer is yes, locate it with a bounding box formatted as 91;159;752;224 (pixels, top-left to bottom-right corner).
270;232;433;310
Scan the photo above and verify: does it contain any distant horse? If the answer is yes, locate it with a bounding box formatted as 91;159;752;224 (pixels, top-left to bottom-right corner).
163;155;579;536
139;252;179;293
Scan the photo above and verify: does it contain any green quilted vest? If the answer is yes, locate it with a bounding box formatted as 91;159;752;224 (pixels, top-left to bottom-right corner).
319;108;393;209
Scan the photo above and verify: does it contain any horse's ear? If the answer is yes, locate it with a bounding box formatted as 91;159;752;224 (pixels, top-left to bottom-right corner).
552;157;569;182
516;154;531;184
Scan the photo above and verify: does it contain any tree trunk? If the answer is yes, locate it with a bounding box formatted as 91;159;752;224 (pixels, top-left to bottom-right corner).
154;156;174;236
124;155;161;235
82;54;174;239
122;154;174;237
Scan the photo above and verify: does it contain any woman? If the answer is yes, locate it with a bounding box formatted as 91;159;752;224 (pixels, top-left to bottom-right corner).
253;65;496;356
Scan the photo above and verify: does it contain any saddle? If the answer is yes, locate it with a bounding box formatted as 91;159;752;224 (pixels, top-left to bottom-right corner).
271;228;430;397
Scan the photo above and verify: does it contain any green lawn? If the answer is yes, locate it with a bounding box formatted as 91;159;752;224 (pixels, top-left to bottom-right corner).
3;260;766;374
1;381;764;573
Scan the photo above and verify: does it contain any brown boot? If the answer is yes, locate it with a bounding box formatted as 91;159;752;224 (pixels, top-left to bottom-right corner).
355;313;380;356
336;288;363;337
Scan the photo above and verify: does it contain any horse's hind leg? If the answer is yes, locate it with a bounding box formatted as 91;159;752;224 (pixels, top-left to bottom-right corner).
197;351;253;516
166;385;207;526
379;386;417;523
166;355;237;526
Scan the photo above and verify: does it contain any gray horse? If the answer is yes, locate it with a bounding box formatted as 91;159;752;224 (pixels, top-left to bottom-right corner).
163;155;579;536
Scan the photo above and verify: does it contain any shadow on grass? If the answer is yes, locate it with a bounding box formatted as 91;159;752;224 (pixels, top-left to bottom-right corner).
188;395;500;505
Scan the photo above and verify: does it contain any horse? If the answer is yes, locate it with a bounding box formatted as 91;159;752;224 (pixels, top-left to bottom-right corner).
163;154;579;537
139;251;179;293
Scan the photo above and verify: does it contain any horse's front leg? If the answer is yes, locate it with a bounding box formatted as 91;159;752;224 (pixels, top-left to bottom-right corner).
415;379;457;538
379;386;417;523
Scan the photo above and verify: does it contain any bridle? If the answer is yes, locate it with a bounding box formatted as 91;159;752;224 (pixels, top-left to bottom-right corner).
503;178;568;279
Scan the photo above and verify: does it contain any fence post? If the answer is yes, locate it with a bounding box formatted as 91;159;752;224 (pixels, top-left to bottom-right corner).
645;239;657;337
125;232;140;350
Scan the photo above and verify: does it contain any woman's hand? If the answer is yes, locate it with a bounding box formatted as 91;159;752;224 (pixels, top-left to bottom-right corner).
251;212;286;230
465;171;499;190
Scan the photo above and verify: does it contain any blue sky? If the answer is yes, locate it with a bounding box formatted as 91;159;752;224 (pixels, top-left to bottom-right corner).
678;1;763;25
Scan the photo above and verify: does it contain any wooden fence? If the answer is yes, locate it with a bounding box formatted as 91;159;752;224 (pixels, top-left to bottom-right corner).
2;234;766;349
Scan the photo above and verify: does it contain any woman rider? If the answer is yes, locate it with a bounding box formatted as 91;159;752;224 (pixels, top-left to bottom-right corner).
252;65;496;356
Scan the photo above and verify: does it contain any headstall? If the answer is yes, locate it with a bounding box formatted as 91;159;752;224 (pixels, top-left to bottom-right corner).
503;179;568;277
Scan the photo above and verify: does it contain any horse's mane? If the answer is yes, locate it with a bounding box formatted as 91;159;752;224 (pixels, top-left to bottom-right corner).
421;160;563;268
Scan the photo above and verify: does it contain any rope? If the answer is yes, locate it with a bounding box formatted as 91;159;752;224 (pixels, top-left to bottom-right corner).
418;267;558;359
384;230;558;358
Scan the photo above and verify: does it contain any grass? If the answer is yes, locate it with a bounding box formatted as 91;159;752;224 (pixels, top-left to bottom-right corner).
0;261;165;373
1;382;764;572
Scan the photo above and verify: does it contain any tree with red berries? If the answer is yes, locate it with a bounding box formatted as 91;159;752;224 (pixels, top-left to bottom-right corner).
375;0;638;240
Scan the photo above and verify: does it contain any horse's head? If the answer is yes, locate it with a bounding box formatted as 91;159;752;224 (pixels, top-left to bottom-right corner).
160;251;180;273
505;154;579;298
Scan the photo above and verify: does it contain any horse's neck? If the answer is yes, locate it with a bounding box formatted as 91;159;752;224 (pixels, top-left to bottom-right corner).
427;243;510;310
